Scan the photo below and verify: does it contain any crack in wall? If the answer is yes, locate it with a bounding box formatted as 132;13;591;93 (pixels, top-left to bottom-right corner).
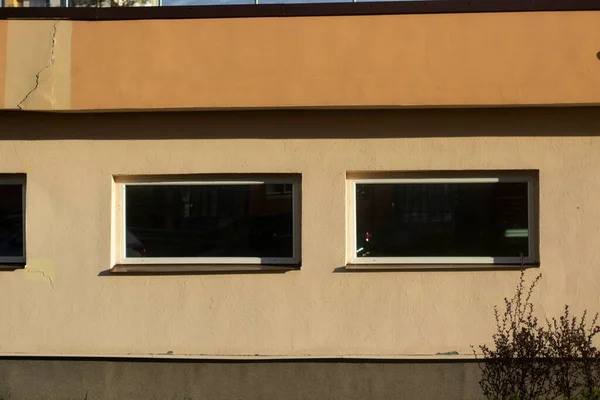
11;143;23;165
16;21;60;111
24;268;56;292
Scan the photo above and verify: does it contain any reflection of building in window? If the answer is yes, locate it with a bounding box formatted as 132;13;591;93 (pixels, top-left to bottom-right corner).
11;0;54;6
6;0;155;6
69;0;154;6
265;183;293;196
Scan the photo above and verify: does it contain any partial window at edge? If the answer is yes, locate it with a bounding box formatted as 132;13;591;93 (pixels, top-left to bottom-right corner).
118;177;300;265
349;173;537;265
0;176;26;264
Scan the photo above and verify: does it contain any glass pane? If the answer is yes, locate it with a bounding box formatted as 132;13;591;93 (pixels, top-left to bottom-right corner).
3;0;156;6
125;184;294;259
70;0;154;6
265;183;293;196
355;181;529;259
0;185;24;259
355;0;414;2
6;0;62;6
162;0;253;6
260;0;350;4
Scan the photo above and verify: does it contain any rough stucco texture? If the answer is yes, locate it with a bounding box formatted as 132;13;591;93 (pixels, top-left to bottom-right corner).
0;107;600;357
0;21;7;109
69;11;600;110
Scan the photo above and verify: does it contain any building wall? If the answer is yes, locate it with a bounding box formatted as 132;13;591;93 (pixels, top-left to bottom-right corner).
1;11;600;110
3;19;71;110
0;107;599;358
0;21;6;109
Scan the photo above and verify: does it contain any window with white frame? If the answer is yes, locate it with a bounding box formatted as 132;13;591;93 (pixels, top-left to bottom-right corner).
114;176;300;267
348;173;537;265
0;176;26;264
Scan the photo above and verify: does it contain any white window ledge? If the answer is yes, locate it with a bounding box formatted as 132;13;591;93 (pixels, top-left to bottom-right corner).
344;263;540;271
110;264;299;273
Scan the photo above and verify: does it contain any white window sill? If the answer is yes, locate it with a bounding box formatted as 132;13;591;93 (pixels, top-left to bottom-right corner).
344;263;540;271
110;264;300;273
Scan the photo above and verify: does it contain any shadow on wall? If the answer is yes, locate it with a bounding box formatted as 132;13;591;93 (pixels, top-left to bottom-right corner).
0;357;485;400
0;107;600;140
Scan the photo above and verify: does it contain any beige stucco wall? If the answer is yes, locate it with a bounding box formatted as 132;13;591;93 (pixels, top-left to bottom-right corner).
0;108;599;357
2;11;600;111
0;21;6;110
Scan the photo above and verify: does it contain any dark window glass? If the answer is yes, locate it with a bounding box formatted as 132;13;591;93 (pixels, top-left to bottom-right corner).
355;182;529;259
265;183;293;196
125;184;295;259
0;184;24;260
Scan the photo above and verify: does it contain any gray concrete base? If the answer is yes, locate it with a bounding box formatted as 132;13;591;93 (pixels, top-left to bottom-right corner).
0;357;484;400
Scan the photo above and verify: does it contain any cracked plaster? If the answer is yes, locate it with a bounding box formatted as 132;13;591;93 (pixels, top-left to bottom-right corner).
4;20;71;111
17;22;59;110
21;259;56;292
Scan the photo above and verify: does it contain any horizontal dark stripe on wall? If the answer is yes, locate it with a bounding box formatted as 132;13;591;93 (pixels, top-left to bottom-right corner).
0;357;483;400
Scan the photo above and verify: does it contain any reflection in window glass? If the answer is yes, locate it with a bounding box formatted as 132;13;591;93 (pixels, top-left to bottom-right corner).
259;0;349;4
70;0;153;6
5;0;60;7
0;183;25;262
161;0;252;6
6;0;155;6
355;182;530;259
265;183;293;196
125;183;295;259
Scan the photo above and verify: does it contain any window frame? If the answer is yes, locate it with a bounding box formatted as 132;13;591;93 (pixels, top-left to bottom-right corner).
113;176;301;269
0;176;26;265
347;174;538;266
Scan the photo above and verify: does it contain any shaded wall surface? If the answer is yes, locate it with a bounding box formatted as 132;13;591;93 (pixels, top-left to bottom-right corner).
0;358;484;400
0;108;599;358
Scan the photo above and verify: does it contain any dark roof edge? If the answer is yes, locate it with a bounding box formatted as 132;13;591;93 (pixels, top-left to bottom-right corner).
0;0;599;21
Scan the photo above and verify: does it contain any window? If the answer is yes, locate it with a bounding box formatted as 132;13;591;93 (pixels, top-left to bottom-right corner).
0;176;26;264
348;173;538;266
113;176;300;270
265;183;293;196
